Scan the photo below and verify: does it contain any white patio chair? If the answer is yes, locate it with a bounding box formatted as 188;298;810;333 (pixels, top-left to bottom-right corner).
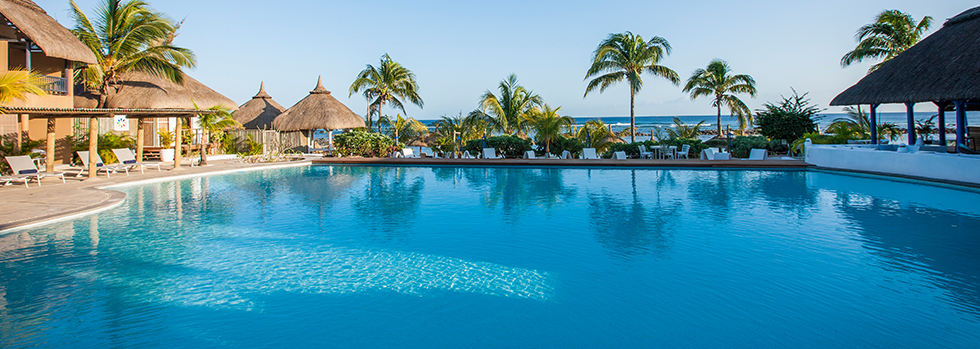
580;148;598;159
482;148;503;159
612;151;628;159
675;144;691;159
638;145;654;159
747;148;768;160
112;148;162;173
76;151;129;178
4;155;65;186
662;145;678;159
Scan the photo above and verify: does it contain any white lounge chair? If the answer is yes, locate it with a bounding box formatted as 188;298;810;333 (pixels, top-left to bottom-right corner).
612;151;628;159
76;151;129;178
483;148;503;159
4;155;65;186
112;148;163;173
523;150;539;159
638;145;654;159
561;150;573;159
675;144;691;159
401;148;420;158
714;152;731;160
462;151;475;159
1;174;30;188
580;148;598;159
747;148;768;160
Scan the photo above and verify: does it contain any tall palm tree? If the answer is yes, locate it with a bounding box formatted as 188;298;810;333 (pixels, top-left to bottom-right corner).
71;0;196;108
683;59;757;136
193;103;240;166
584;31;679;143
526;104;573;154
576;119;615;154
349;54;424;132
378;114;429;144
665;117;706;140
841;10;933;73
480;74;542;135
0;70;45;107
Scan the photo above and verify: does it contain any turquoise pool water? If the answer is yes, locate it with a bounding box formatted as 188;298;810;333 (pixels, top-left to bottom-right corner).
1;165;978;348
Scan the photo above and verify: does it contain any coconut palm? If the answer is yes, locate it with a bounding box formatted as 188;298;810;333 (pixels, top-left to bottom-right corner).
349;54;424;132
526;104;573;154
584;31;679;143
193;103;240;166
829;105;902;142
841;10;933;73
431;111;489;156
665;117;706;140
576;119;615;154
480;74;542;135
0;70;45;107
71;0;196;108
379;114;429;144
683;59;757;136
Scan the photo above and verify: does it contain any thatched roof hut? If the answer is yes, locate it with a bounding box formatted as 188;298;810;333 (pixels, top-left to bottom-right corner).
271;76;365;131
74;71;237;110
233;82;285;129
831;7;980;107
0;0;97;64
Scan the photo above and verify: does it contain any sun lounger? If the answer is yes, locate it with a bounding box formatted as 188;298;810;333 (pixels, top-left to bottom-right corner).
402;148;420;158
580;148;598;159
612;151;628;159
561;150;573;159
523;150;539;159
462;151;475;159
1;174;30;188
747;148;768;160
483;148;503;159
4;155;65;186
112;148;163;173
76;151;129;178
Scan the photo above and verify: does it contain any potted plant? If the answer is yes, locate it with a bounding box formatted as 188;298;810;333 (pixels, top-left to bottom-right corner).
158;130;175;162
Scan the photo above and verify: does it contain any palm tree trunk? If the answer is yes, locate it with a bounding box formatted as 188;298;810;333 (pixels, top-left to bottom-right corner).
716;98;722;139
199;129;208;166
377;104;383;133
629;89;636;143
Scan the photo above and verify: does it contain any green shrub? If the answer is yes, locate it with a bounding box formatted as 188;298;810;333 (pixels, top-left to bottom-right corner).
334;130;399;157
239;135;263;156
755;90;821;144
538;135;584;156
66;131;135;164
789;132;861;155
463;135;532;158
731;136;771;158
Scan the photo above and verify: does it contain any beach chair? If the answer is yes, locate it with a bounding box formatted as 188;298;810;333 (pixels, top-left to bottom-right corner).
523;150;538;159
675;144;691;159
76;151;129;178
112;148;163;173
462;151;475;159
747;148;768;160
612;151;628;159
638;145;654;159
4;155;65;186
580;148;598;159
402;148;420;158
714;152;731;160
1;174;30;188
483;148;503;159
561;150;573;159
701;148;715;160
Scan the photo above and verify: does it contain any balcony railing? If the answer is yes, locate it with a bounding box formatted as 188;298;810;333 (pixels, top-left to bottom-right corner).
32;75;70;95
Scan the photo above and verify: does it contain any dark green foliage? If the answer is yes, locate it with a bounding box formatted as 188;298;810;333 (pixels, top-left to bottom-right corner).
703;138;728;148
789;132;862;155
66;131;135;164
537;135;584;156
730;136;770;158
0;136;46;174
463;135;532;158
334;130;399;157
755;90;822;144
601;139;707;159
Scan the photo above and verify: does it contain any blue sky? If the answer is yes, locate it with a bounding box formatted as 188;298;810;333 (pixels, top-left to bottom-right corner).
35;0;977;120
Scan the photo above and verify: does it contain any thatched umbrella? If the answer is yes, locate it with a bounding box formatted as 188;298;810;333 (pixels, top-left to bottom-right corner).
0;0;97;64
831;6;980;147
271;76;365;152
233;82;285;129
601;135;627;145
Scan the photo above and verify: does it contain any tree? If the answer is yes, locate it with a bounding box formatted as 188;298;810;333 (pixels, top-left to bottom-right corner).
378;114;429;145
584;31;679;143
71;0;196;108
576;119;615;154
0;70;45;107
665;117;706;140
526;104;573;154
349;54;424;132
841;10;933;73
828;105;902;142
193;103;240;166
480;74;542;135
754;89;821;144
431;111;489;156
683;59;757;136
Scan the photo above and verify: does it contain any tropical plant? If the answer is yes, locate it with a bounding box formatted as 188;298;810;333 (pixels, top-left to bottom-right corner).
66;131;135;164
754;89;822;144
584;31;679;143
193;103;241;166
841;10;933;73
480;74;542;135
828;105;872;138
463;135;532;158
730;136;771;158
526;104;573;153
430;111;489;155
879;122;902;142
576;119;616;154
0;70;45;108
334;129;399;157
378;114;429;145
71;0;196;107
157;129;174;147
665;117;706;139
683;59;757;135
914;115;937;142
349;54;424;132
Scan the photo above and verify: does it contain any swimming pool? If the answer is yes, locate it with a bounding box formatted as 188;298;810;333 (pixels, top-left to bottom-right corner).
1;165;978;348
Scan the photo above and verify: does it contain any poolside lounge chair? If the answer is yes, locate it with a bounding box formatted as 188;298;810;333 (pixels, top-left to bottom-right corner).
76;151;129;178
462;151;475;159
402;148;420;158
4;155;65;186
612;151;628;159
638;145;654;159
112;148;163;173
523;150;539;159
675;144;691;159
747;148;768;160
561;150;573;159
1;174;30;188
483;148;503;159
580;148;598;159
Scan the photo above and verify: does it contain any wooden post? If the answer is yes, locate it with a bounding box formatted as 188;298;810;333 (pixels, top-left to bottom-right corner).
15;114;28;153
46;118;56;172
869;104;879;144
936;102;948;145
955;100;966;153
136;117;145;161
88;116;99;178
173;117;182;168
905;102;916;145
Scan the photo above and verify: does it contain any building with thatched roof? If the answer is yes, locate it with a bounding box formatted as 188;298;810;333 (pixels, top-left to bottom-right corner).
831;6;980;149
272;76;365;132
233;82;285;129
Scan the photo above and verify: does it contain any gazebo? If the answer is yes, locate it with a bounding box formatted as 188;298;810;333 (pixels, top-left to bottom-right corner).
830;6;980;151
232;82;285;129
271;77;365;152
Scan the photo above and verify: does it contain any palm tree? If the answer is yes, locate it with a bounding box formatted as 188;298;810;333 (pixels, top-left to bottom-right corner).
841;10;933;73
683;59;757;136
431;111;489;156
71;0;196;108
584;31;679;143
526;104;573;154
480;74;542;135
665;117;706;140
829;106;902;142
0;70;45;107
378;114;429;144
576;119;615;154
193;103;240;166
349;54;424;132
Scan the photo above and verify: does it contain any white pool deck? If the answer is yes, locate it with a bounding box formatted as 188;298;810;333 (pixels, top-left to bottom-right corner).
805;144;980;186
